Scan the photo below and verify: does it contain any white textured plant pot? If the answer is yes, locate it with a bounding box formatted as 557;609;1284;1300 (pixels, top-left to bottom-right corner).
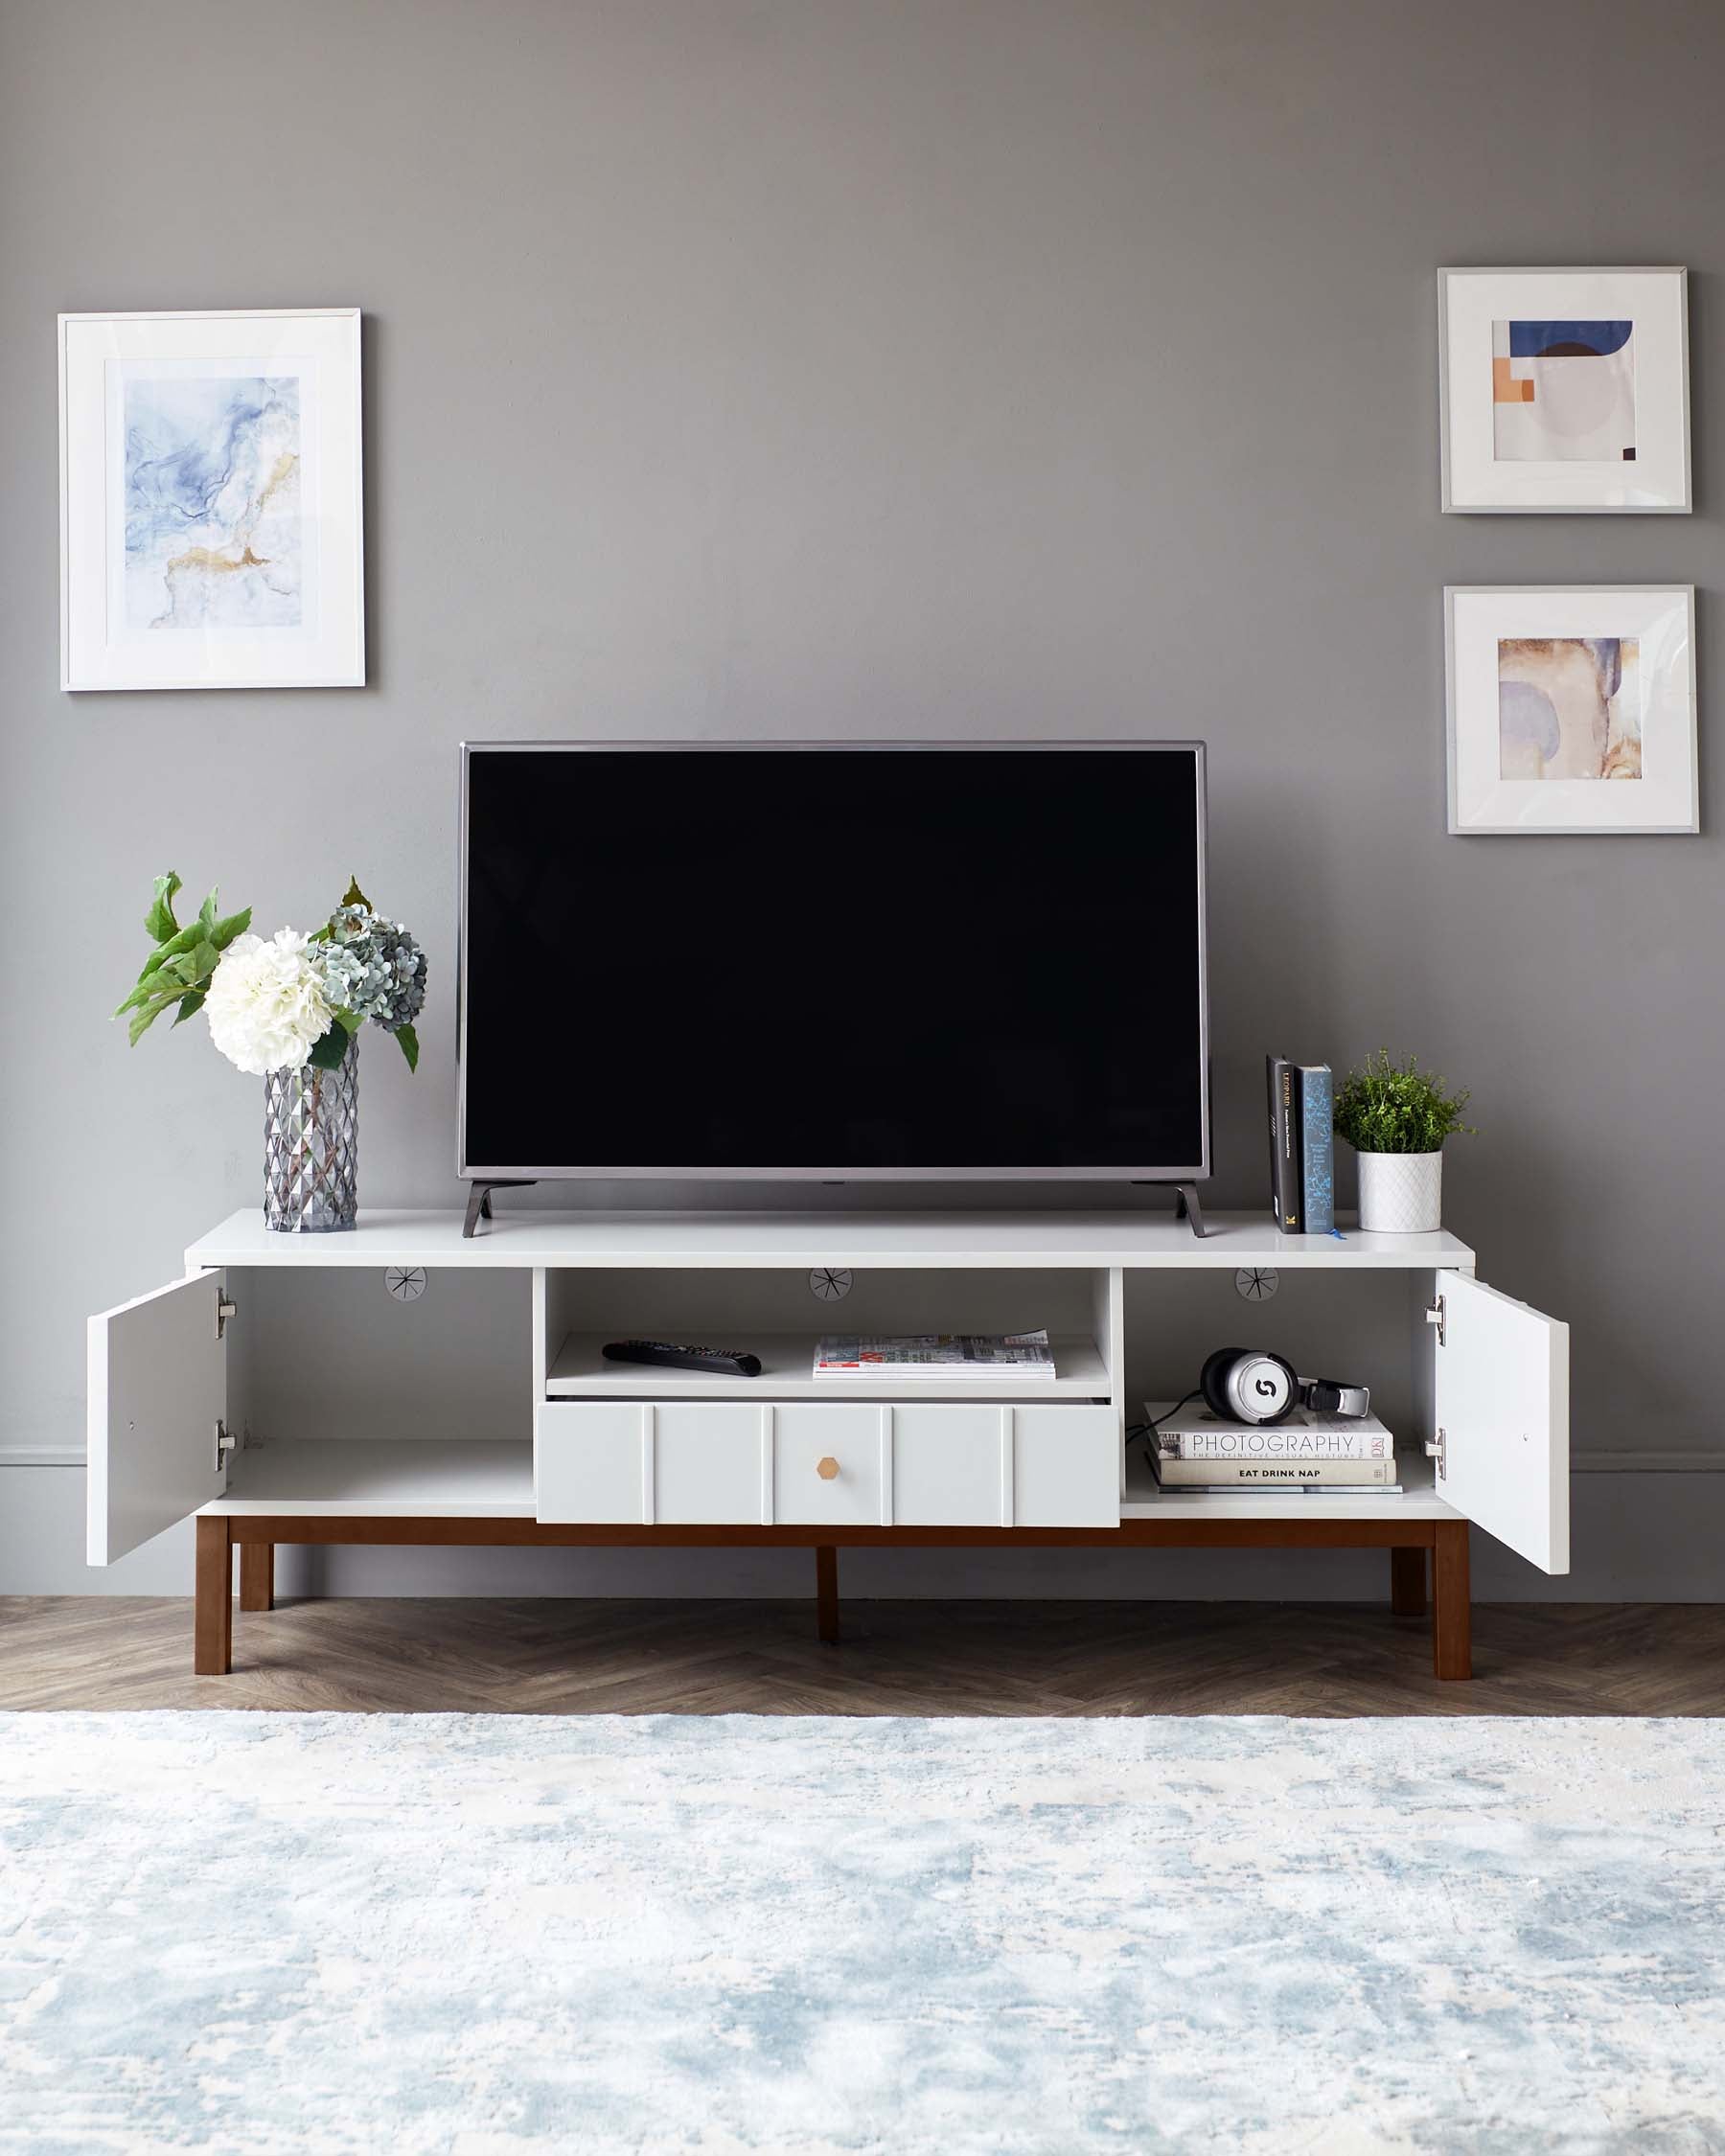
1356;1150;1442;1234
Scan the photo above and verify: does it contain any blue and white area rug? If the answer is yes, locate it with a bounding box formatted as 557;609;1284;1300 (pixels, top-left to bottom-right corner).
2;1713;1722;2152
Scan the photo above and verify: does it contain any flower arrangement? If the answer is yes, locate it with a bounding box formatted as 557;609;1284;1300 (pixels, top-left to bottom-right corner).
1333;1050;1474;1156
117;872;426;1075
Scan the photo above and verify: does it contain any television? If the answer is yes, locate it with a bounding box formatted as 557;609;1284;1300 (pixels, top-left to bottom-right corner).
459;742;1208;1186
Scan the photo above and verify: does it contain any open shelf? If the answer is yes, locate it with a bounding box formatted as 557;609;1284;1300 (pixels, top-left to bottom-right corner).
207;1439;536;1518
1119;1442;1457;1522
545;1331;1113;1399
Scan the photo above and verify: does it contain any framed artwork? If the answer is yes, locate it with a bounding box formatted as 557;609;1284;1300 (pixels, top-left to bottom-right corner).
59;308;363;690
1445;586;1697;835
1438;268;1690;513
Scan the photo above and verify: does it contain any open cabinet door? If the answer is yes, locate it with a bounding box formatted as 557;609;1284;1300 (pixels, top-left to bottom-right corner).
87;1272;228;1565
1432;1270;1569;1573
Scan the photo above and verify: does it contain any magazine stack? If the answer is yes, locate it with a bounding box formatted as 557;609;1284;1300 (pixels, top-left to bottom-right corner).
814;1331;1057;1381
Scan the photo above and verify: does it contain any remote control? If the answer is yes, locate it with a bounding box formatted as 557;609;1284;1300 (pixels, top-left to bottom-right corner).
602;1339;763;1377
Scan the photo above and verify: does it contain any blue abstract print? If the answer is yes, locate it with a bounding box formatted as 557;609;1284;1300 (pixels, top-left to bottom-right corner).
124;374;302;631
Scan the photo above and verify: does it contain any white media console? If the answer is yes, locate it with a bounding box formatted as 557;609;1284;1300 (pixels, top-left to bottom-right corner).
87;1208;1570;1680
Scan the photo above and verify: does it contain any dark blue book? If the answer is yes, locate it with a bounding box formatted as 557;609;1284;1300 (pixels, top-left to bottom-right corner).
1299;1064;1334;1236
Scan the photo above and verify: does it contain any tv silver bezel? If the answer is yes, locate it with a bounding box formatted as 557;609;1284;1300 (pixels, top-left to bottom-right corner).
457;740;1210;1185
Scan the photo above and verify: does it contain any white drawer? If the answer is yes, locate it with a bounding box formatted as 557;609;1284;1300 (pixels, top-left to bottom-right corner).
892;1403;1008;1525
892;1403;1117;1526
535;1399;1120;1529
535;1401;648;1523
656;1402;769;1524
1013;1404;1117;1526
773;1405;886;1526
536;1401;770;1524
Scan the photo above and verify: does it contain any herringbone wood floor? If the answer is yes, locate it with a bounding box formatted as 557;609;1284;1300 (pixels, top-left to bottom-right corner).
2;1596;1721;1714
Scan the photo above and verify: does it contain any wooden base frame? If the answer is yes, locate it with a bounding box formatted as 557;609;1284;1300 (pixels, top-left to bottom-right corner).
193;1516;1473;1685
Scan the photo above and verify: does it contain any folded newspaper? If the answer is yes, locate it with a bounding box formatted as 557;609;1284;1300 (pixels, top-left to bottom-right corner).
813;1330;1056;1380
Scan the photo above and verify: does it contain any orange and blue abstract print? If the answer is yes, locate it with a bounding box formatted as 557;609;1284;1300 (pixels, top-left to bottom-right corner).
1492;320;1635;463
1498;637;1642;782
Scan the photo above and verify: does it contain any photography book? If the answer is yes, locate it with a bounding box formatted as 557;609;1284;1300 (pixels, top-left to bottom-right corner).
1152;1477;1407;1496
1148;1402;1392;1461
1149;1453;1398;1487
813;1331;1057;1380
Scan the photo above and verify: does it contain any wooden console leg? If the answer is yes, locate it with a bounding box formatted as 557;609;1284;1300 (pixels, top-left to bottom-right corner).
239;1541;274;1613
195;1516;233;1676
1432;1522;1471;1681
1390;1545;1427;1617
815;1545;840;1645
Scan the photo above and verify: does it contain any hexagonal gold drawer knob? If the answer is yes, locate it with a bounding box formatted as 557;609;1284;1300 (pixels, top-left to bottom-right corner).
816;1456;840;1481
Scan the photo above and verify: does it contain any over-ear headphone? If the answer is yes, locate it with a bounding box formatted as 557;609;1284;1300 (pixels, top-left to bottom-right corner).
1199;1348;1370;1427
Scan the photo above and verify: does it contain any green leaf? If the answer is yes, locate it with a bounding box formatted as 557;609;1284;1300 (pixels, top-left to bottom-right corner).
160;954;198;987
394;1022;420;1074
118;941;208;1011
306;1024;351;1071
339;875;374;914
143;873;182;945
117;881;239;1040
134;920;204;983
126;988;184;1045
335;1006;363;1036
178;939;220;986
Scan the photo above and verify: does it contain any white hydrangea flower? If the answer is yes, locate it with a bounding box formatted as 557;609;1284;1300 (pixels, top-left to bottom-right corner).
204;929;334;1076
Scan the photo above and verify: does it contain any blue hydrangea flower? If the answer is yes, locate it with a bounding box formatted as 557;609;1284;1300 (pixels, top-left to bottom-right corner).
320;904;427;1034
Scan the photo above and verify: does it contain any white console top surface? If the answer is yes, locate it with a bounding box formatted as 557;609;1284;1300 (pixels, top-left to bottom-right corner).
187;1207;1476;1272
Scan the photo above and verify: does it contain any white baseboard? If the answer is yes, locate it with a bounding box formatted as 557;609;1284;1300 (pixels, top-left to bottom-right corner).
1573;1452;1725;1473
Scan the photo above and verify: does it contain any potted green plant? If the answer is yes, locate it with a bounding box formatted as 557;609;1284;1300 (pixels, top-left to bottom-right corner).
115;873;426;1233
1332;1051;1474;1234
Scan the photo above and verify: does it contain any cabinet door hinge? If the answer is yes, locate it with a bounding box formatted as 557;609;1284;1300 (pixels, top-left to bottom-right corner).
1423;1427;1447;1481
217;1296;237;1340
215;1420;242;1471
1425;1294;1446;1348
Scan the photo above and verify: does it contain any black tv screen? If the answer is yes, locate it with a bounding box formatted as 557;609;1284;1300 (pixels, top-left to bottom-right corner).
459;743;1208;1182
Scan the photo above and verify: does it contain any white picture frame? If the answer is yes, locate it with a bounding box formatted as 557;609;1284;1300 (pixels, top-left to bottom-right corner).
1438;268;1690;514
59;307;364;690
1445;586;1698;835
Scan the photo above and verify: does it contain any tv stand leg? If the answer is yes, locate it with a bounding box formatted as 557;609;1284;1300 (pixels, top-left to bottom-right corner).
462;1181;537;1238
1131;1181;1210;1236
815;1546;840;1645
240;1541;274;1613
1390;1545;1426;1617
1432;1523;1471;1680
195;1516;232;1676
1173;1182;1209;1238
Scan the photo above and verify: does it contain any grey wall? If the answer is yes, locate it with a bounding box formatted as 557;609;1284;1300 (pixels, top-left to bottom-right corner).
3;0;1722;1593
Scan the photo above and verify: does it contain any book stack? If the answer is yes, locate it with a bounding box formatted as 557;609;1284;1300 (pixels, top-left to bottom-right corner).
813;1330;1057;1381
1267;1054;1334;1234
1143;1399;1401;1495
